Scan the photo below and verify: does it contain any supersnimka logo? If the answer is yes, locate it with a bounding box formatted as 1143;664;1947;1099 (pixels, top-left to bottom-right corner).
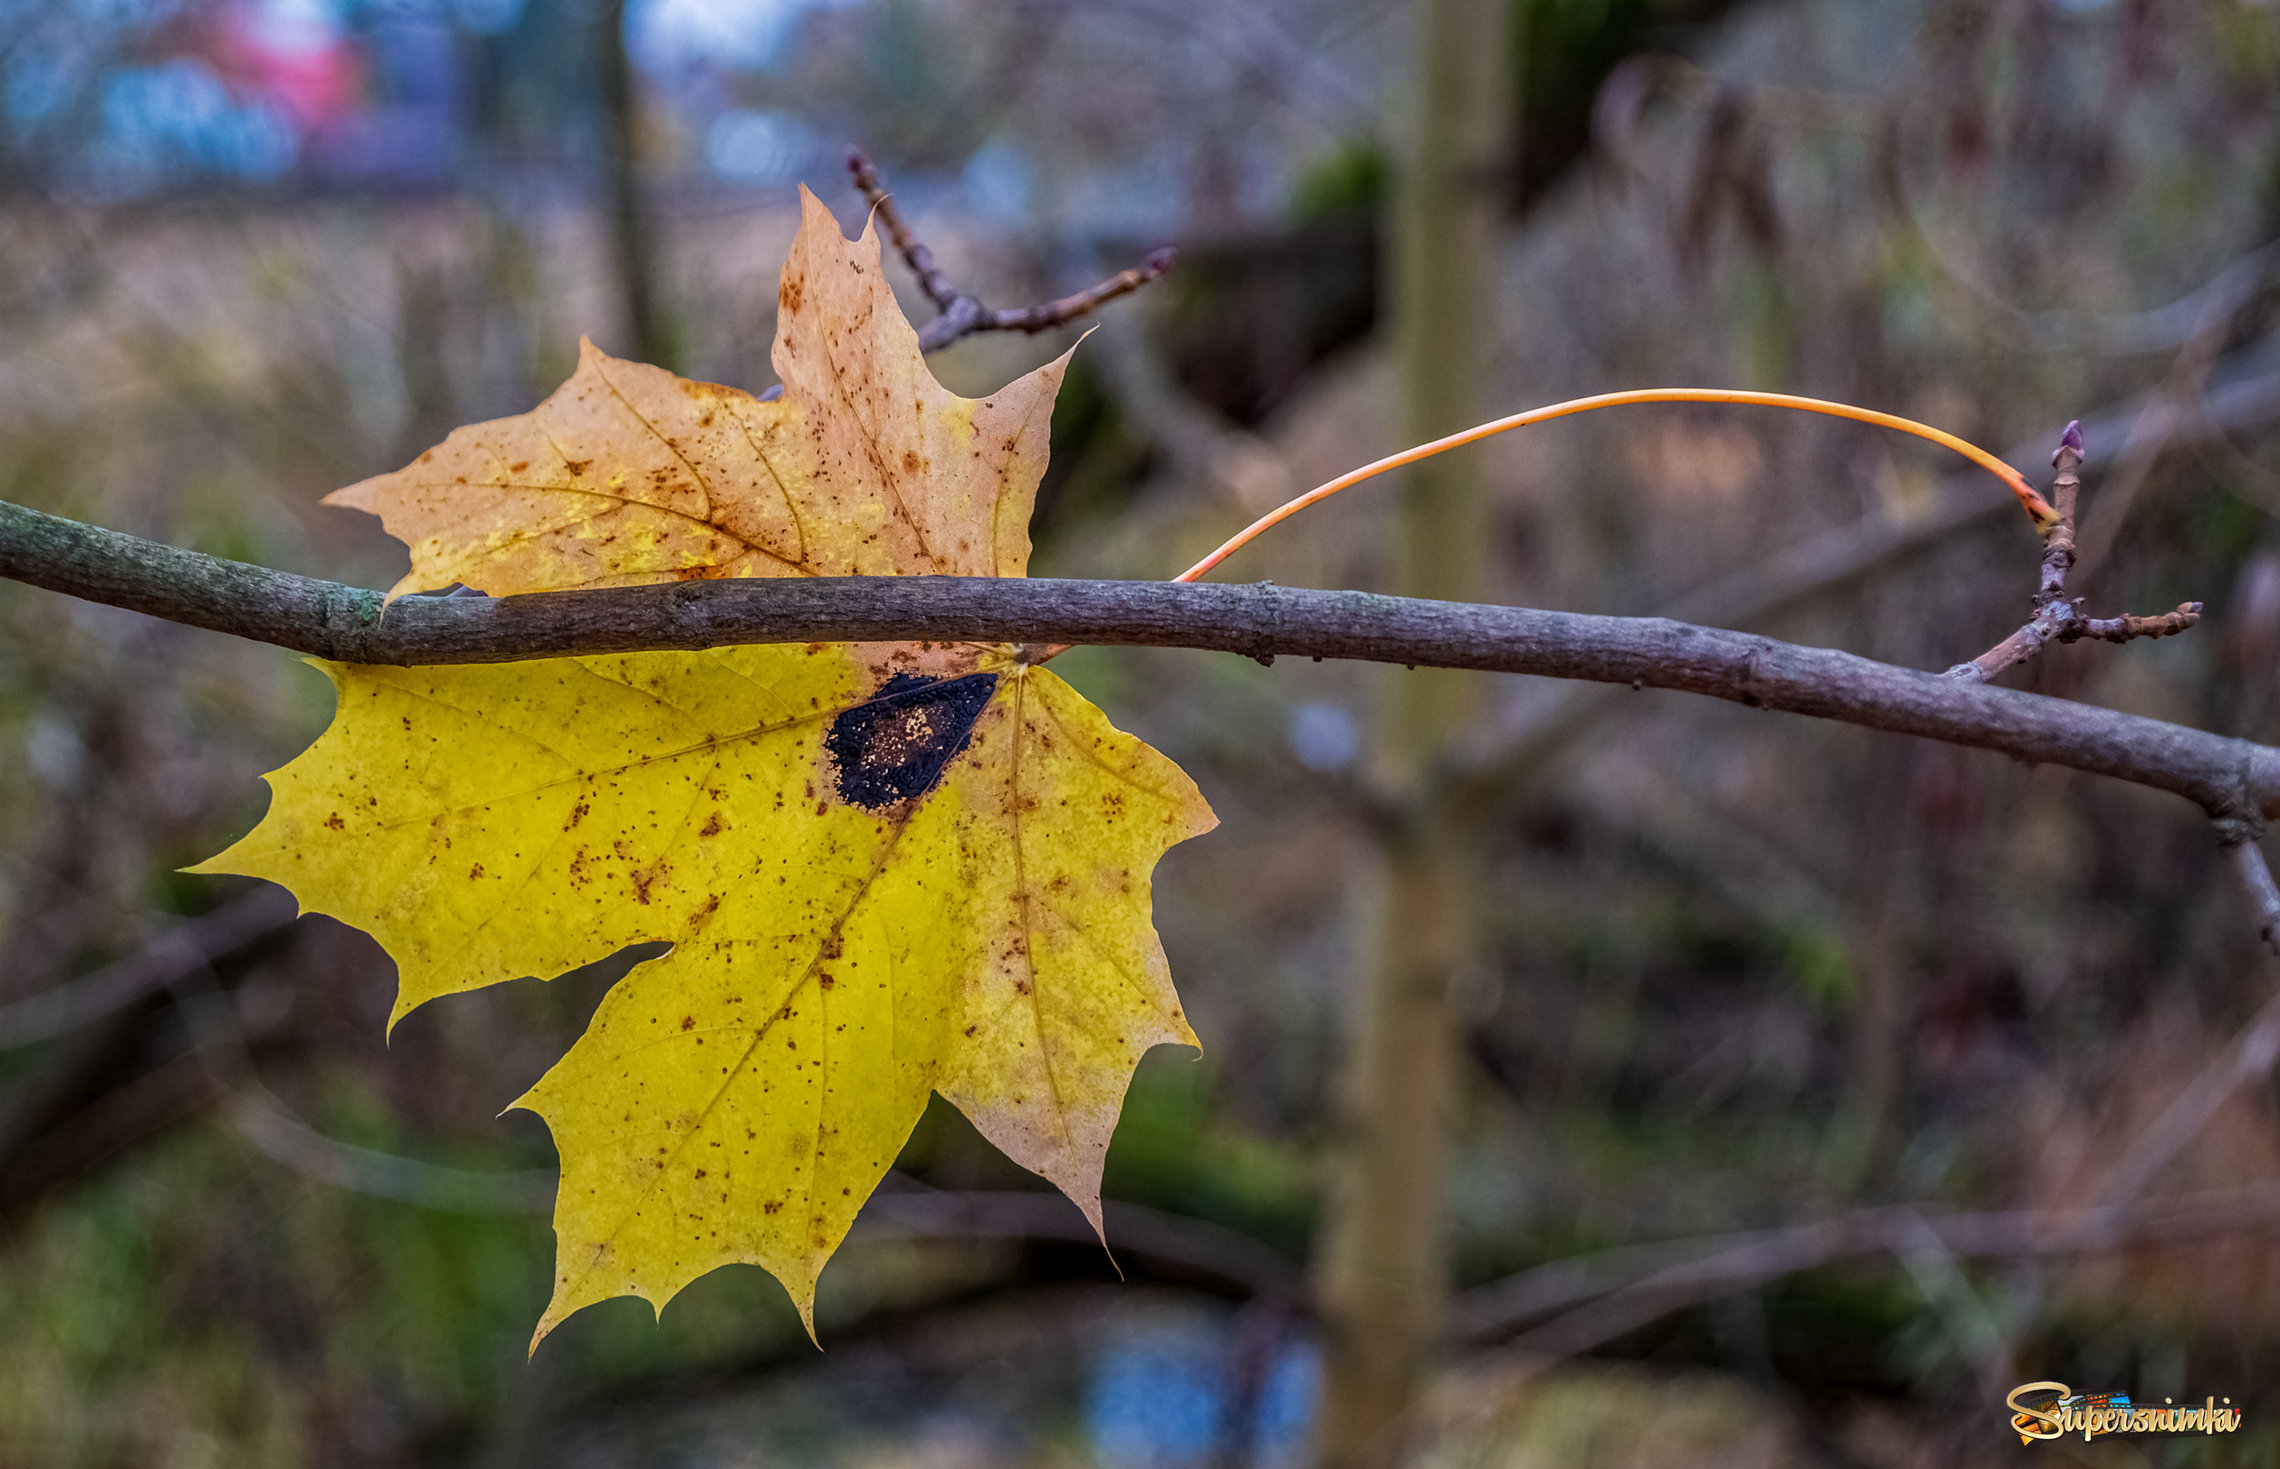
2006;1382;2243;1443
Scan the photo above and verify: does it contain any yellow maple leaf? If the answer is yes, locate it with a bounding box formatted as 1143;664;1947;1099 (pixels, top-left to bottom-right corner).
192;189;1216;1344
330;184;1068;598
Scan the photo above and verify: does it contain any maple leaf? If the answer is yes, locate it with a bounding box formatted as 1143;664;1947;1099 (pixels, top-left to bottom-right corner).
192;188;1216;1343
331;185;1066;597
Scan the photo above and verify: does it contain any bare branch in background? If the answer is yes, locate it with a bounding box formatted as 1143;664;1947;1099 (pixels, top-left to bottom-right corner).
1085;314;1297;510
0;889;295;1050
1451;1181;2280;1357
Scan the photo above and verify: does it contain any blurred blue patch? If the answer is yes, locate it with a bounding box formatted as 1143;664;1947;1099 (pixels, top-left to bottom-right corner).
450;0;522;36
93;57;297;192
1288;703;1360;773
632;0;867;73
706;107;816;183
960;137;1031;221
1085;1318;1319;1469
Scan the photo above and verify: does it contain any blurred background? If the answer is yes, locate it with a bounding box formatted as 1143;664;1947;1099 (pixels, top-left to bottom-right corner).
4;0;2280;1464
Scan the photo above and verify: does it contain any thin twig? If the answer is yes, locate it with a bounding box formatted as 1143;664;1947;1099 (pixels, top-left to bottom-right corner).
1946;421;2203;683
858;1186;1304;1300
2226;831;2280;958
846;146;1177;355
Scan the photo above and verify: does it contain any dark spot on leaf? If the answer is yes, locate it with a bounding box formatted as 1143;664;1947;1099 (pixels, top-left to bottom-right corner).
680;1016;695;1030
324;812;345;831
824;672;998;813
901;450;919;474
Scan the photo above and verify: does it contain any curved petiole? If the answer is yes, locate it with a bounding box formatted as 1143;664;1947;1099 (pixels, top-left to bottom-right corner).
1172;388;2061;584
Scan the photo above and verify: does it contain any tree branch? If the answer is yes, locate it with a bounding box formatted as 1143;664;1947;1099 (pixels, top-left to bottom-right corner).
4;495;2279;826
846;146;1177;355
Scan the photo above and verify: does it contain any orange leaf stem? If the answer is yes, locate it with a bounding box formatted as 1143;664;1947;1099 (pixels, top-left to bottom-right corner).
1171;388;2060;584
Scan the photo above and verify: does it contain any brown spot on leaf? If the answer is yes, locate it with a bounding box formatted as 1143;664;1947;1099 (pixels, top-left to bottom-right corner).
323;812;345;831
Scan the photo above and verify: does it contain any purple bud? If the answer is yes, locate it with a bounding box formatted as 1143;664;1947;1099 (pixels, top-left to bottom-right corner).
1145;246;1179;276
2061;420;2083;453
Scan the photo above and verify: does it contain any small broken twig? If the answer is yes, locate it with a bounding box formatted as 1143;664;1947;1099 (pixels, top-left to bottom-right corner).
848;146;1177;355
1944;421;2202;682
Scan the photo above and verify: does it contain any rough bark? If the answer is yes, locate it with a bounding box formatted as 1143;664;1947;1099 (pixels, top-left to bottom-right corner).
2;497;2276;824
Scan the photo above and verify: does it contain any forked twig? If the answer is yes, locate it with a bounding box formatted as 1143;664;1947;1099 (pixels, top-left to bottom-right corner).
1944;422;2202;683
848;146;1177;355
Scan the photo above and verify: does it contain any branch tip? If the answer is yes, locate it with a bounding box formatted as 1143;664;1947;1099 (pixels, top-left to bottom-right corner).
843;144;1175;354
